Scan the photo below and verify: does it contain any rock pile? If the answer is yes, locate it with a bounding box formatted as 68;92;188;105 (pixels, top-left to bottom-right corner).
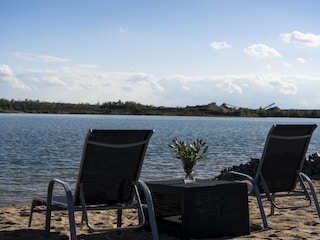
214;152;320;180
303;152;320;179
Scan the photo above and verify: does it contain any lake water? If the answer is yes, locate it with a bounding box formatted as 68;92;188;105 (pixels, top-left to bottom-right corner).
1;113;320;207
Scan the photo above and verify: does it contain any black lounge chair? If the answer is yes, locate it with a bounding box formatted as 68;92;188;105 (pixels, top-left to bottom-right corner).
224;124;320;229
29;129;158;240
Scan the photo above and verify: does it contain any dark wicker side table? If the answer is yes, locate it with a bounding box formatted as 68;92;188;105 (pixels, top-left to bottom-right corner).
146;179;249;240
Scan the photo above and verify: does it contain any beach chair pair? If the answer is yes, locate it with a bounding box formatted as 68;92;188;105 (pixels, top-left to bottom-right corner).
28;129;158;240
224;124;320;228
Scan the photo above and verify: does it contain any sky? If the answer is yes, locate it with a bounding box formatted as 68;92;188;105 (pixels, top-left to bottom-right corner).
1;1;320;109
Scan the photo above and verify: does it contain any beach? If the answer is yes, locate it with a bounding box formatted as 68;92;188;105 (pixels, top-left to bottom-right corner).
1;181;320;240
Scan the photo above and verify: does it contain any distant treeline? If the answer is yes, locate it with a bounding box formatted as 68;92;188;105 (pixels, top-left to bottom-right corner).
1;98;320;118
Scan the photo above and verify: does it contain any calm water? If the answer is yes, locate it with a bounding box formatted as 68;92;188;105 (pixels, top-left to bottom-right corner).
1;113;320;207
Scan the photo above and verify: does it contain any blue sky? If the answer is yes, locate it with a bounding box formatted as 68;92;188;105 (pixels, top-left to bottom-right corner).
1;1;320;109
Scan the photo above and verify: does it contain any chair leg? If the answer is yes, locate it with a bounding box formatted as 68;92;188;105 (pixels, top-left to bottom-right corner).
117;209;123;228
65;191;77;240
252;183;269;229
138;180;159;240
270;194;275;216
307;181;320;217
146;200;159;240
45;200;77;240
67;206;77;240
28;200;37;227
45;204;52;238
300;172;320;217
79;188;95;232
311;192;320;217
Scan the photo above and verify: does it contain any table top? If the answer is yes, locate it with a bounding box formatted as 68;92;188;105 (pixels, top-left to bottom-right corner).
146;179;243;189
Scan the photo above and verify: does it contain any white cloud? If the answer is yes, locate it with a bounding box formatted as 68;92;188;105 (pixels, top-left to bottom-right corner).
216;80;243;94
156;73;315;108
296;58;306;63
244;44;282;58
280;31;320;47
254;73;301;95
210;41;232;50
41;76;68;86
283;62;291;68
0;64;31;90
11;52;69;63
269;79;297;95
1;64;320;109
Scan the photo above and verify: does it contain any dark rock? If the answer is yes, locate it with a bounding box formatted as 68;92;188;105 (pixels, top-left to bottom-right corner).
214;152;320;180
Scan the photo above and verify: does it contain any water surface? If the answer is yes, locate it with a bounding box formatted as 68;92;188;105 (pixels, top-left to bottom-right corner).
1;113;319;207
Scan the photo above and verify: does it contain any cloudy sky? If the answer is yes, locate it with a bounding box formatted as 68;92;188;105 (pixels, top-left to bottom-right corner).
1;1;320;109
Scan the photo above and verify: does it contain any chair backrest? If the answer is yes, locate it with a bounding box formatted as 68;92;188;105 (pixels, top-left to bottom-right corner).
256;124;317;193
74;129;154;206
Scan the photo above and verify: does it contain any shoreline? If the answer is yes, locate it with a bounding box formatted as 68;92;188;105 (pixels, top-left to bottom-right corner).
1;181;320;239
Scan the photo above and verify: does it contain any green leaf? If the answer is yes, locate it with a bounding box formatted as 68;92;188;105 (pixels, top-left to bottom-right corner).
168;137;209;175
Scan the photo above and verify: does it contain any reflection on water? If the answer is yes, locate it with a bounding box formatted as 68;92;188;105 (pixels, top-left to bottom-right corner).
0;113;320;206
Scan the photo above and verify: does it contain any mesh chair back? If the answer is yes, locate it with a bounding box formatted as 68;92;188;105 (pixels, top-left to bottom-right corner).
74;129;154;205
257;124;317;193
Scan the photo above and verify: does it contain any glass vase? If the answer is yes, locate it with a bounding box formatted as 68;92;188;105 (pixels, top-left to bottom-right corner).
184;171;195;184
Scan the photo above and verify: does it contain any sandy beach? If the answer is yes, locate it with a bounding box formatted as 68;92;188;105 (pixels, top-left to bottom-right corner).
1;181;320;240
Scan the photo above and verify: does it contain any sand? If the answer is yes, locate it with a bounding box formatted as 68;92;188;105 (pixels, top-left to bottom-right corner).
1;181;320;240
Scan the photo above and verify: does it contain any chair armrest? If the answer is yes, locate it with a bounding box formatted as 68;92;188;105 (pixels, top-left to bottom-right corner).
298;172;318;195
45;179;76;239
137;180;154;208
48;178;72;193
46;179;74;208
48;178;71;192
299;172;312;183
222;171;255;194
223;170;254;181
